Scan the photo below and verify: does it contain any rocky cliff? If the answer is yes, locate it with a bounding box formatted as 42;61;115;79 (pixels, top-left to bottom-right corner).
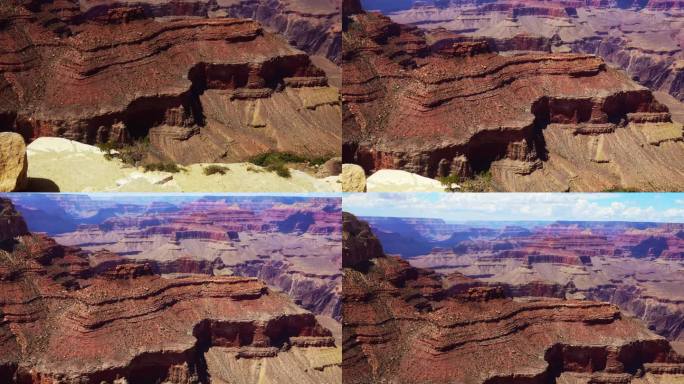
343;3;684;191
386;1;684;103
342;212;684;383
362;217;684;346
0;198;341;383
0;0;341;164
14;196;345;321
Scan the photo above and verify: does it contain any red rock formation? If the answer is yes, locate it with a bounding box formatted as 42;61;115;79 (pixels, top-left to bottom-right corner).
387;0;684;102
342;213;684;383
342;8;684;190
0;198;340;383
32;197;344;320
0;0;341;164
364;217;684;344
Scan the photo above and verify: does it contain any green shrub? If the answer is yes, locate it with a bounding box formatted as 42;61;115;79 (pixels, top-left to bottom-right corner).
247;151;332;178
203;165;230;176
143;162;183;173
267;164;291;178
438;174;461;192
98;139;150;167
249;152;306;167
440;171;495;192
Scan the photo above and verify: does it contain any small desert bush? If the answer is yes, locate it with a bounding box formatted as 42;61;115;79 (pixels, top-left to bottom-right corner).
203;165;230;176
143;162;184;173
267;164;291;178
440;171;494;192
248;151;333;178
438;174;462;192
97;138;150;167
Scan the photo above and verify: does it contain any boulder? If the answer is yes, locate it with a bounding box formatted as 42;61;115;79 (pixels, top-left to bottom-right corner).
341;164;367;192
0;132;28;192
366;170;445;192
317;157;343;178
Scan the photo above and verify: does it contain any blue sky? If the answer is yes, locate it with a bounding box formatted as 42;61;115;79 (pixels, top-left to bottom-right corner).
343;193;684;223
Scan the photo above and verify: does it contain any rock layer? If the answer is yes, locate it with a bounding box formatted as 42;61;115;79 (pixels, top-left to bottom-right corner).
342;6;684;191
361;217;684;344
385;0;684;102
342;212;684;384
0;1;341;164
12;195;343;320
0;198;341;383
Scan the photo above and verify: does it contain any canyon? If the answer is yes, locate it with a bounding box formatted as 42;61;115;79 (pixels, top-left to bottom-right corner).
381;0;684;102
10;194;343;321
0;197;341;383
343;212;684;383
359;216;684;353
343;0;684;191
0;0;341;165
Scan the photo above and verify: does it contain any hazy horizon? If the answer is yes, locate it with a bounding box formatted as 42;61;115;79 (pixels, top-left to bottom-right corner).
344;193;684;223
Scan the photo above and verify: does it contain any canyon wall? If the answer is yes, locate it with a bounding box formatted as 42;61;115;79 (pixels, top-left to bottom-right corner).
12;195;344;321
361;217;684;344
342;6;684;190
342;212;684;383
0;0;341;163
386;1;684;102
0;198;341;383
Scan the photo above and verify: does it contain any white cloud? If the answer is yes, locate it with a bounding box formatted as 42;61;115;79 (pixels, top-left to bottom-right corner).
343;193;684;223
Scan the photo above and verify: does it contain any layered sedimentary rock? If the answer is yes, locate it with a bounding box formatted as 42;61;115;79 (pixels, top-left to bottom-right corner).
361;217;684;344
0;199;341;383
342;212;684;383
342;5;684;191
77;0;341;61
0;0;341;164
12;195;343;320
384;0;684;102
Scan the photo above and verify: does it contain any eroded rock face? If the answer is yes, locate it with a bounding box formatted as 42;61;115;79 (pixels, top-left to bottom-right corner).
13;195;343;320
0;132;27;192
384;0;684;102
205;0;342;62
0;198;341;383
0;1;341;164
361;217;684;345
342;213;684;384
342;7;684;191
